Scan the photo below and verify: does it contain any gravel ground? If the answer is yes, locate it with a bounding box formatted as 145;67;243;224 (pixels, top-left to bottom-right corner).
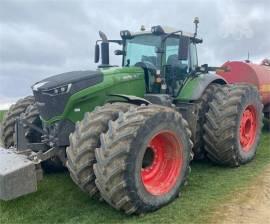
212;165;270;224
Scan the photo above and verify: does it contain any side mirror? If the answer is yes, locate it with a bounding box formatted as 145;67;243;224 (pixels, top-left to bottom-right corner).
114;50;125;56
94;44;100;63
200;64;208;72
100;42;109;65
178;36;189;61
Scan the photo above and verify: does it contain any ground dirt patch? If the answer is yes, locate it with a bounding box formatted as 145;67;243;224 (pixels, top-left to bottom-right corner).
212;165;270;224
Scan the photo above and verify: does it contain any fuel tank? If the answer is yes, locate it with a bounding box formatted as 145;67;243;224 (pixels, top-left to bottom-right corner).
217;60;270;105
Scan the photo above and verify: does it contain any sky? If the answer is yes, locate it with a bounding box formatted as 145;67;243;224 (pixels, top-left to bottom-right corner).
0;0;269;109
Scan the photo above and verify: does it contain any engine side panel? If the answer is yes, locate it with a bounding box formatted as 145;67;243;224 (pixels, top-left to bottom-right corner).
33;71;103;120
40;67;145;125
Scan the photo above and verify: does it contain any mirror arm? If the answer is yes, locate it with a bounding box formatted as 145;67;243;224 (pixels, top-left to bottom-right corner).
109;40;123;45
96;39;122;45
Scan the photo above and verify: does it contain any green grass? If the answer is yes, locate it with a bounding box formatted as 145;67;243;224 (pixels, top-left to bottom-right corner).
0;131;269;224
0;110;6;122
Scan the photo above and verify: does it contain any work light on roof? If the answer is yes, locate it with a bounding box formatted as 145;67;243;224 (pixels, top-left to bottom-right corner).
120;30;132;39
151;25;165;35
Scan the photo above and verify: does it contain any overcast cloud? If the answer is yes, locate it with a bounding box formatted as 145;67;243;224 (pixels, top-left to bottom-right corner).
0;0;269;109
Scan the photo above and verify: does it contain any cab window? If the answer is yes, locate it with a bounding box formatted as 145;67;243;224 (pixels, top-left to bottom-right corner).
164;37;189;96
165;37;188;71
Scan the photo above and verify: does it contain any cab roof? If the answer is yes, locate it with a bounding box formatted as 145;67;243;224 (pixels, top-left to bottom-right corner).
126;25;203;43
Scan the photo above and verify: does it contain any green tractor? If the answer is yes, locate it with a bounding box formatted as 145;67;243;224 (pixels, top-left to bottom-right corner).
0;18;263;214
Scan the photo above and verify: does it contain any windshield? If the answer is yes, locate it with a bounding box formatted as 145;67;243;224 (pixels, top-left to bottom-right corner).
124;35;161;67
165;37;189;69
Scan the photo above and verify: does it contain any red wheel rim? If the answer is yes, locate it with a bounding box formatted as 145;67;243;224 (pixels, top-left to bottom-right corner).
141;131;183;196
239;105;257;152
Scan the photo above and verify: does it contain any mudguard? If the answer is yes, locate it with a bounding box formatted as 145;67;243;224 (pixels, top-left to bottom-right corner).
177;73;227;101
108;94;151;105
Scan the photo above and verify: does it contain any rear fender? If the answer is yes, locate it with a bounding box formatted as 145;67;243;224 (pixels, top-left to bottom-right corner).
177;73;227;101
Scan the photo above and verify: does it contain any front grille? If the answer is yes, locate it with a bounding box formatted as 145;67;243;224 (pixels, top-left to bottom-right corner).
33;91;69;120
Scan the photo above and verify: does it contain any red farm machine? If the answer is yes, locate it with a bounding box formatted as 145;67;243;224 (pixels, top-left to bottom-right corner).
218;59;270;127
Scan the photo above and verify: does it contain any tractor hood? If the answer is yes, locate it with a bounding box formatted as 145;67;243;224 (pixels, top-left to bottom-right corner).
32;70;103;121
32;70;103;91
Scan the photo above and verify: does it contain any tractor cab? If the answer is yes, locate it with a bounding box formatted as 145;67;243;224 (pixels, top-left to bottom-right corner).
94;18;203;97
121;28;201;96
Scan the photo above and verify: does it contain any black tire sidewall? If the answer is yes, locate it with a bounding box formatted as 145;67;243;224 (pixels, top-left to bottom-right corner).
264;112;270;131
24;105;42;143
125;112;190;212
236;89;262;163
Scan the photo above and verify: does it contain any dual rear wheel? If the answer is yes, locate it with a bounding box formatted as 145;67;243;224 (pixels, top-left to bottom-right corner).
203;84;263;166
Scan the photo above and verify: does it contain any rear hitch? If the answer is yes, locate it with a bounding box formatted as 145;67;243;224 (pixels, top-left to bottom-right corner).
15;117;49;152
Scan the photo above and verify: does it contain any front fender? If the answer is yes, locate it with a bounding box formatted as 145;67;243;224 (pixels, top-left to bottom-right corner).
176;73;227;101
108;94;151;105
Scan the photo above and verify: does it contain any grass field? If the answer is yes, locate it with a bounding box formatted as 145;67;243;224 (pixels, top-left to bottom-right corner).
0;110;6;122
0;111;269;224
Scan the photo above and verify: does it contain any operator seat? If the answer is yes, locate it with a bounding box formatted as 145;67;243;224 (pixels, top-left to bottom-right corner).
166;54;188;77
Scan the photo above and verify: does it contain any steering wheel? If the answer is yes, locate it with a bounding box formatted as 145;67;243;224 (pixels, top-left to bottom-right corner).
135;61;157;93
135;61;157;71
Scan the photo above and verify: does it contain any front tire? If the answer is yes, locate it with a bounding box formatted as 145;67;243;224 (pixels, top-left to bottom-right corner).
203;84;263;167
66;102;134;198
1;96;35;148
94;105;193;214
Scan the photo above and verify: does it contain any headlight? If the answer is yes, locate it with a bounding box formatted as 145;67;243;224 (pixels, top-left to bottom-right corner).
42;83;72;96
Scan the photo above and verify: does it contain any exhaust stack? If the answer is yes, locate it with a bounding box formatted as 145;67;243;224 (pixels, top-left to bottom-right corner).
98;31;110;67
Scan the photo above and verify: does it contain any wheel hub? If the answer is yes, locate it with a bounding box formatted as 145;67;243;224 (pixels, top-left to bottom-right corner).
239;105;257;152
141;131;183;196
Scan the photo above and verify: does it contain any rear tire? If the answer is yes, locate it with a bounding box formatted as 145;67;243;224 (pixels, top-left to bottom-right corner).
264;112;270;131
1;96;35;148
94;105;193;214
203;84;263;167
66;102;134;198
193;83;220;160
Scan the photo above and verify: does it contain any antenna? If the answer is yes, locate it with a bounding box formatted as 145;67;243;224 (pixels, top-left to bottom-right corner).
194;17;199;38
245;51;250;63
140;25;145;31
